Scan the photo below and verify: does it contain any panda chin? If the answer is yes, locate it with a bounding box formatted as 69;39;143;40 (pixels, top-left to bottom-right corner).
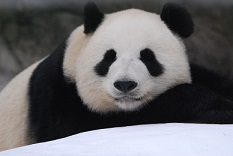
114;96;144;111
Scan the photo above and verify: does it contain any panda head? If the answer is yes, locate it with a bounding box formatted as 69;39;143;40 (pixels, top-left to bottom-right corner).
64;2;193;113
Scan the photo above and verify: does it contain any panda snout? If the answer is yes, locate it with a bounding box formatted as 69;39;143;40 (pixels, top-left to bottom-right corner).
114;81;138;93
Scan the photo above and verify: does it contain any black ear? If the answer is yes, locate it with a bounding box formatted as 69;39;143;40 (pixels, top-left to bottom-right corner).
84;1;104;34
160;3;194;38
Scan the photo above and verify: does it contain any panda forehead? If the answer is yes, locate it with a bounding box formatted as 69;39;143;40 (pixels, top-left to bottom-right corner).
102;9;170;37
90;9;177;53
104;9;161;28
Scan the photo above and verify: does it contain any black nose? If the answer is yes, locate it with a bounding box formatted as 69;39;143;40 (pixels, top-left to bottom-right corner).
114;81;137;93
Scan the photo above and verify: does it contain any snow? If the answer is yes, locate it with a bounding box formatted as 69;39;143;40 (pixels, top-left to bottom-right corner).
1;123;233;156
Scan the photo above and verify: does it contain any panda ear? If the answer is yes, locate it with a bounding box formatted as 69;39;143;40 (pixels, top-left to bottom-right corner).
160;3;194;38
84;1;104;34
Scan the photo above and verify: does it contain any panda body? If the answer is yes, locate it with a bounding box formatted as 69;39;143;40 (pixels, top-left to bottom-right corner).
0;2;233;151
0;62;39;150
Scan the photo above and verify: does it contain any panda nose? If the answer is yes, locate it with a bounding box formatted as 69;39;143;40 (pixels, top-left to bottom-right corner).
114;81;137;93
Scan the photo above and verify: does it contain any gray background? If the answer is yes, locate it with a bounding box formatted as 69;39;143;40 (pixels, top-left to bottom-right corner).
0;0;233;91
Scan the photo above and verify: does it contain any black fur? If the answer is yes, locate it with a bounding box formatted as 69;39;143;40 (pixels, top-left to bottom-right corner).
84;1;104;34
140;48;164;77
29;40;233;143
28;39;73;142
160;3;194;38
191;64;233;101
95;49;116;76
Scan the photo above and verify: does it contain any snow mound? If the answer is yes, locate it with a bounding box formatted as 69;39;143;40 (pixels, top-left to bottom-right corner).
1;123;233;156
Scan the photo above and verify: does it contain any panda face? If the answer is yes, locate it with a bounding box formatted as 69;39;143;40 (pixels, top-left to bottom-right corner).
94;47;164;111
74;9;191;113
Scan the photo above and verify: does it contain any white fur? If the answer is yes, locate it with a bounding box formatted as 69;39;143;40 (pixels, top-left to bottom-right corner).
72;9;191;112
63;26;90;81
0;61;41;151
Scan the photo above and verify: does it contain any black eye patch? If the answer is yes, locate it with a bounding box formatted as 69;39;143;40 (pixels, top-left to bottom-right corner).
95;49;116;76
140;48;164;77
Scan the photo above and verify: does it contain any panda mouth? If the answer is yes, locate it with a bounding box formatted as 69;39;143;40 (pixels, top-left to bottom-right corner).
114;96;142;103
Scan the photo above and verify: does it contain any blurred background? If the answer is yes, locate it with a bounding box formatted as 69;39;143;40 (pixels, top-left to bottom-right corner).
0;0;233;91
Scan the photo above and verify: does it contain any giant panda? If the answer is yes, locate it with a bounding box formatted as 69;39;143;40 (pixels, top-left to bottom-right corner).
0;2;233;151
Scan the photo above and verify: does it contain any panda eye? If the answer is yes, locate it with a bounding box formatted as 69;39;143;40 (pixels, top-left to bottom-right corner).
94;49;116;76
140;48;164;77
140;48;155;61
104;49;116;62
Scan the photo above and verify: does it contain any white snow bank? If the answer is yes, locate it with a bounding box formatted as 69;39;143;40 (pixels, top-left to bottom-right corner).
1;123;233;156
